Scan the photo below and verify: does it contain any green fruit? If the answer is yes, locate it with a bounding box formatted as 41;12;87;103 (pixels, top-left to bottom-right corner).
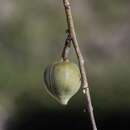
44;60;81;105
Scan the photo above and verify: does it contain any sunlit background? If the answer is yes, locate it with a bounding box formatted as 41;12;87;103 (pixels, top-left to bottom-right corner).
0;0;130;130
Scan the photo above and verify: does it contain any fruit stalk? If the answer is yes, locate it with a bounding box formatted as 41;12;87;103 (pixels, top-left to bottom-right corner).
61;33;71;61
62;0;98;130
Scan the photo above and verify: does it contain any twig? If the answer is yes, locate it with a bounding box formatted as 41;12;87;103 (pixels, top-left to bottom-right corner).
62;0;98;130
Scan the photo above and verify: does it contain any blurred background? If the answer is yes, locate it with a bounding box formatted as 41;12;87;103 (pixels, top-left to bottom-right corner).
0;0;130;130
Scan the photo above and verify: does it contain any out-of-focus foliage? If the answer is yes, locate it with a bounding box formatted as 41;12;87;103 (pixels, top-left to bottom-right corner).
0;0;130;130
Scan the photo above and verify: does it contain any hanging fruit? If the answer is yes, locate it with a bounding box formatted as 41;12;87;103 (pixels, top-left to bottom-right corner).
44;60;81;105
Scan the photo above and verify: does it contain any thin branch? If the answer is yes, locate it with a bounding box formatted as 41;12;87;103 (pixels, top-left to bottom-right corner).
62;0;98;130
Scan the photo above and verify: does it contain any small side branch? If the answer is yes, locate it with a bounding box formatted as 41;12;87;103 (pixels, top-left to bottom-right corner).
62;0;98;130
62;33;72;61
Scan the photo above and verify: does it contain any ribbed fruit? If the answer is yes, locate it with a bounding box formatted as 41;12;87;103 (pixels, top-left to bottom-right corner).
44;60;81;105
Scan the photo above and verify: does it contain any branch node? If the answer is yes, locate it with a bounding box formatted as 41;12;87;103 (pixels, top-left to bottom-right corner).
83;89;86;94
83;83;88;89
